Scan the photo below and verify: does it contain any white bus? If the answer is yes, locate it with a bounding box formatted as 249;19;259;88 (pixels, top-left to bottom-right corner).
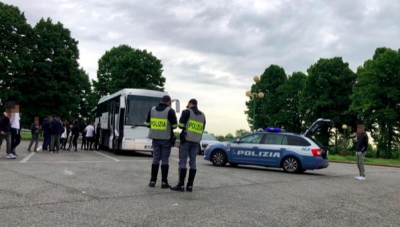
94;88;180;154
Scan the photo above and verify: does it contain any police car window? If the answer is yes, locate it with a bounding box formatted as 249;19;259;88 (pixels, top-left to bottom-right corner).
263;134;288;145
288;136;311;146
239;134;263;144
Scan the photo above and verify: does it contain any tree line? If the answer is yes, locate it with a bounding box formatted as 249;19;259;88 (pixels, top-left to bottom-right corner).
243;48;400;159
1;2;165;129
3;2;399;159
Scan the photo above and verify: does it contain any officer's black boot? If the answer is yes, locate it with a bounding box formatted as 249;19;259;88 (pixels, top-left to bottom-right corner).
186;169;197;192
148;164;159;187
161;165;170;189
170;168;187;192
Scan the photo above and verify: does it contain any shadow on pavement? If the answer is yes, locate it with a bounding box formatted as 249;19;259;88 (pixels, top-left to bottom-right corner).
198;162;328;176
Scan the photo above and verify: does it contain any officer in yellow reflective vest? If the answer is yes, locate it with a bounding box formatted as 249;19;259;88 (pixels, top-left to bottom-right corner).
145;95;178;188
171;99;206;192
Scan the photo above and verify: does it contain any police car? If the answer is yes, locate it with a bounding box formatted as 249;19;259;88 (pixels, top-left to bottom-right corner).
203;119;333;173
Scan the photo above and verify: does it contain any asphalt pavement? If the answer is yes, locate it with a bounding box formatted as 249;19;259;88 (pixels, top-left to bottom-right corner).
0;140;399;227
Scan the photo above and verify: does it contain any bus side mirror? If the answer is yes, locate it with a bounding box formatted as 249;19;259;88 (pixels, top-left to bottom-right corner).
172;99;180;113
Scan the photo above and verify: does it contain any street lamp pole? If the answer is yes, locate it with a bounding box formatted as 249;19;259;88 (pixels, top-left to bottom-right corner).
246;76;264;132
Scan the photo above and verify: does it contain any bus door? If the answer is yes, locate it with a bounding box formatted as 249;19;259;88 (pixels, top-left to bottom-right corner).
118;95;126;149
109;101;117;151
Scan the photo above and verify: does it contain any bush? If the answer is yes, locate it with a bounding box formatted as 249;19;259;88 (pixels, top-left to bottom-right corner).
365;144;376;158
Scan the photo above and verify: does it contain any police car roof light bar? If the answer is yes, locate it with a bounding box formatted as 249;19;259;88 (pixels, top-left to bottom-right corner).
266;127;281;132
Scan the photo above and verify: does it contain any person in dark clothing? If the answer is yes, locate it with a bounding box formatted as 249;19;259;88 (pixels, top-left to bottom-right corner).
67;121;80;152
28;117;40;152
355;121;368;180
171;99;206;192
94;123;101;151
81;130;87;150
42;116;52;152
145;95;178;188
0;106;15;159
49;115;63;153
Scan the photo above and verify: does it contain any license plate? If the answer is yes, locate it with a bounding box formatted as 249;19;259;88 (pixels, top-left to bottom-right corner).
144;145;153;149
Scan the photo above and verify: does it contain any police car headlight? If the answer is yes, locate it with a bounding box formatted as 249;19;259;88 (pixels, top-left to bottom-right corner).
205;145;210;149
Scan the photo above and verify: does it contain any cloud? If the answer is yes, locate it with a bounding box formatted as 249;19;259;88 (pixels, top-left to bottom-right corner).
4;0;400;135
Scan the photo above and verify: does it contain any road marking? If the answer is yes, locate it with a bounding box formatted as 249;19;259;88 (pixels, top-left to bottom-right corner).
36;144;43;152
63;169;74;175
94;151;120;162
20;152;35;163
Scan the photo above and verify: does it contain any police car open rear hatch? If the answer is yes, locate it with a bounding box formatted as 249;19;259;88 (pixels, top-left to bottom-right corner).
304;118;334;138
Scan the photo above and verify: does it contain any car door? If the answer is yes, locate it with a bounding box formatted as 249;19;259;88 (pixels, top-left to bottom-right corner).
259;133;289;167
229;133;264;164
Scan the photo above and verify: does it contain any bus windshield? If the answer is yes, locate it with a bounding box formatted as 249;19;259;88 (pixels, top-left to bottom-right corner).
126;95;161;126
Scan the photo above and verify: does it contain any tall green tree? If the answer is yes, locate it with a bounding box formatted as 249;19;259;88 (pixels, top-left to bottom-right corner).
69;68;97;125
0;2;34;110
93;44;165;97
300;57;357;146
245;65;287;130
350;47;400;158
22;18;83;123
276;72;307;133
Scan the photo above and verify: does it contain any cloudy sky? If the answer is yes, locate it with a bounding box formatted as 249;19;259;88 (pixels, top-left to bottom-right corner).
5;0;400;136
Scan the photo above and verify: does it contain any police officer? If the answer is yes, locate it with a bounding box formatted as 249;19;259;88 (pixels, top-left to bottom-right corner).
145;95;178;188
171;99;206;192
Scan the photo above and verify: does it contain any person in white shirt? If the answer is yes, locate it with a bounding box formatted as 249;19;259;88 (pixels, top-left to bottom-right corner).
10;103;21;156
60;122;67;150
84;122;95;150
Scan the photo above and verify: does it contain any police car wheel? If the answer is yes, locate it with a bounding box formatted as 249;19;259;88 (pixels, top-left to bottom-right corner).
282;156;301;173
211;150;227;166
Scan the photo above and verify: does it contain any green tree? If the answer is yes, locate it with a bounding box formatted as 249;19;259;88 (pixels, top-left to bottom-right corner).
69;68;97;124
93;44;165;97
235;129;250;137
0;2;34;113
22;18;83;123
350;47;400;158
276;72;307;133
300;57;357;146
225;133;234;140
245;65;287;130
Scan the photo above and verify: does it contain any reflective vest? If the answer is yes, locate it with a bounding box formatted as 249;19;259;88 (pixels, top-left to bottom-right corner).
185;109;205;143
148;107;171;140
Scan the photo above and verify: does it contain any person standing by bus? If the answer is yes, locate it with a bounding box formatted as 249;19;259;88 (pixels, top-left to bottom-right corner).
85;122;95;150
171;99;206;192
94;123;101;151
145;95;178;189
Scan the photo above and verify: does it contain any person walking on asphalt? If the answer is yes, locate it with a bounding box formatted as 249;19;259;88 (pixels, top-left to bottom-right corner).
49;115;63;153
171;99;206;192
355;121;368;180
145;95;178;189
0;104;15;159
